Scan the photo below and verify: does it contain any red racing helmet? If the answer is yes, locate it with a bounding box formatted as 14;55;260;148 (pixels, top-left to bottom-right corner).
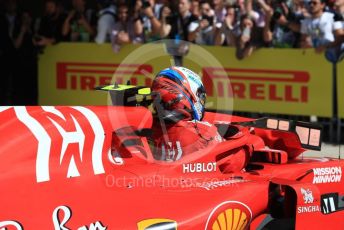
151;66;206;121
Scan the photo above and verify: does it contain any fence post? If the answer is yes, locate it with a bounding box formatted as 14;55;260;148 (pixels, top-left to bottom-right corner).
333;63;340;143
326;48;340;144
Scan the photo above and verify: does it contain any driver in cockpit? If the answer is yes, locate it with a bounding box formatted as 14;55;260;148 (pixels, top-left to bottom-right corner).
151;66;223;161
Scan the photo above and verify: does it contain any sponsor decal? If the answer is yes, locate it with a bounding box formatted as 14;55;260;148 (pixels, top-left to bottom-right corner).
202;67;309;102
57;62;153;90
205;201;252;230
198;178;249;190
53;205;107;230
321;193;344;214
297;188;320;214
0;221;23;230
137;218;177;230
14;107;108;183
312;166;342;184
0;206;106;230
297;205;320;214
322;194;337;214
182;162;217;173
301;188;314;204
54;63;311;104
295;125;321;147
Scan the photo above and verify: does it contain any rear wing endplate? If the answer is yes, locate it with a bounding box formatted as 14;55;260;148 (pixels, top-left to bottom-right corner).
232;118;322;151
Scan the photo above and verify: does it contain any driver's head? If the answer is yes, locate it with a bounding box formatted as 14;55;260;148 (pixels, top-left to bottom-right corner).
152;66;206;121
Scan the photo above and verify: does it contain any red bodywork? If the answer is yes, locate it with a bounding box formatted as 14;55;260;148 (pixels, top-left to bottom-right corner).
0;106;343;230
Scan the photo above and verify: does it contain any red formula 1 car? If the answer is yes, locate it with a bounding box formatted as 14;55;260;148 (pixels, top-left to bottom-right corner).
0;88;343;229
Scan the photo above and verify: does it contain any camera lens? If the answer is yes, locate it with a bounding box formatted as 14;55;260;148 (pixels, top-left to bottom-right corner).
273;9;282;19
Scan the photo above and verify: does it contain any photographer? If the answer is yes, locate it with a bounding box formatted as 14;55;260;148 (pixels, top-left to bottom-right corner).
62;0;96;42
214;4;241;46
188;1;216;45
235;14;265;59
168;0;198;41
133;0;163;41
262;0;301;48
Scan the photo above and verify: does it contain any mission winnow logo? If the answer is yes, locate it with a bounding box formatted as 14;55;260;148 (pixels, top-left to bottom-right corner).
313;166;342;184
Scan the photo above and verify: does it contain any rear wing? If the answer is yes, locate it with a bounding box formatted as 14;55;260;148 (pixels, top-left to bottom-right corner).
231;118;322;151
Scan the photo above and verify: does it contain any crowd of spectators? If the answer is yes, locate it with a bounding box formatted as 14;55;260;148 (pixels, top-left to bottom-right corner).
1;0;344;105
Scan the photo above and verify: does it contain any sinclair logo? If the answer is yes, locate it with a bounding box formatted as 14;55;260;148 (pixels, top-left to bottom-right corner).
203;67;310;102
56;62;153;90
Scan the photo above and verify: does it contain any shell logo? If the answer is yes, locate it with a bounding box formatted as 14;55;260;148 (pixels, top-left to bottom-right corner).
205;201;252;230
137;218;177;230
211;208;248;230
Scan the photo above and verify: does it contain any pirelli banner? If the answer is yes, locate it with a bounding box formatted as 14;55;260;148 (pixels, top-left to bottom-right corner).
184;45;333;117
39;42;172;105
39;43;332;117
337;62;344;119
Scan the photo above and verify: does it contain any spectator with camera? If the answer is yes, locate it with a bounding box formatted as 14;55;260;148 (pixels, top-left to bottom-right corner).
94;0;116;44
299;0;343;53
62;0;96;42
188;0;216;45
243;0;270;51
168;0;198;41
214;4;241;46
262;0;301;48
245;0;266;29
132;0;163;42
33;0;65;47
235;13;267;59
111;4;144;52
